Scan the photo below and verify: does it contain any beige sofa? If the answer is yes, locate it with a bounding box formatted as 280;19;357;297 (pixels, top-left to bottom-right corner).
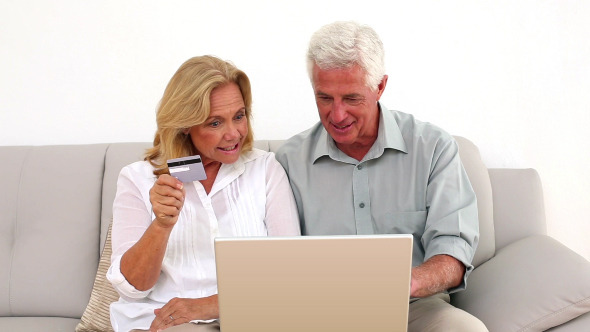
1;137;590;331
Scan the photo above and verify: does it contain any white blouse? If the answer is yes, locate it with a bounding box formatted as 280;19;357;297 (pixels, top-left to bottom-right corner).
106;149;300;332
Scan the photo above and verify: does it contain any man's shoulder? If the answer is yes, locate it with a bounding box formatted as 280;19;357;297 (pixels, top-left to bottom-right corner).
276;123;322;163
391;110;455;146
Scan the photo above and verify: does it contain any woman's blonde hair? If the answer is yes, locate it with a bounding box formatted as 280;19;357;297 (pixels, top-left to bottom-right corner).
145;55;254;176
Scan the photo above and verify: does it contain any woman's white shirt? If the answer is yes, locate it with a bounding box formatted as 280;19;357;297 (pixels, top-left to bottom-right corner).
106;149;300;332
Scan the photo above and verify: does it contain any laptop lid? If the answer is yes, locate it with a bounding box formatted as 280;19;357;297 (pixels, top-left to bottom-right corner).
214;234;413;332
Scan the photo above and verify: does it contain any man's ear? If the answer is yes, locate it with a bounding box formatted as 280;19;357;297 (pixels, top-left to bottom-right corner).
376;75;388;100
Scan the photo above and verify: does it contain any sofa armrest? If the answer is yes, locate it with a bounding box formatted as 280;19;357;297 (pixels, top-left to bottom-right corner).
451;235;590;332
489;168;547;250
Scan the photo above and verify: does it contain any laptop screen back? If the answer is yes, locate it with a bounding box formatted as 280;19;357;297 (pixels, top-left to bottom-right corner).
214;234;412;332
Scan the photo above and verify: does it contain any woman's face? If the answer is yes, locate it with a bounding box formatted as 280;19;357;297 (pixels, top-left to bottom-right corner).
189;83;248;166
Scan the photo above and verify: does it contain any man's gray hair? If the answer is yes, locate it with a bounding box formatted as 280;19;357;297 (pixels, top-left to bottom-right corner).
307;21;385;89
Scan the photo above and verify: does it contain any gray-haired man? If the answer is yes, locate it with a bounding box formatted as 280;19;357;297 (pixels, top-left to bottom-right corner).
276;21;488;331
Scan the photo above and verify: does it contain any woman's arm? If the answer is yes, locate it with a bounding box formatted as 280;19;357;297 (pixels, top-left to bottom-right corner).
149;295;219;331
117;173;186;291
264;153;301;236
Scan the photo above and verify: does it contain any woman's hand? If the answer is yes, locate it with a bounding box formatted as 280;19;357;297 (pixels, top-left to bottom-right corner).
149;295;219;331
150;174;186;228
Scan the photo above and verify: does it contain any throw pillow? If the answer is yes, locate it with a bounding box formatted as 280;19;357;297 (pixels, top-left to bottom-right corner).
76;222;119;332
452;235;590;332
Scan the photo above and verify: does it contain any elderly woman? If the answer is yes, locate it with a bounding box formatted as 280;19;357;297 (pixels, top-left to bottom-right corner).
106;55;300;332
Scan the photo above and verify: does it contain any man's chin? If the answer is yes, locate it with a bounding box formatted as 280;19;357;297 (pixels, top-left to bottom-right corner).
331;135;357;147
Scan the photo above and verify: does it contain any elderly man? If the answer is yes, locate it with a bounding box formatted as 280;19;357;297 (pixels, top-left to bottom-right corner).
276;21;488;331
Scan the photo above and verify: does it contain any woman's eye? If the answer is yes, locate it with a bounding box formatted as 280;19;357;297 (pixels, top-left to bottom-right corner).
210;121;221;127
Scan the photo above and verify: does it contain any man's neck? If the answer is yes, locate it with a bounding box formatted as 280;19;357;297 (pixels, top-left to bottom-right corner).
336;136;377;161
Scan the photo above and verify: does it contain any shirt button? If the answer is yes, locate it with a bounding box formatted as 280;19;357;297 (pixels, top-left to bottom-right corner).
359;203;365;208
357;165;363;170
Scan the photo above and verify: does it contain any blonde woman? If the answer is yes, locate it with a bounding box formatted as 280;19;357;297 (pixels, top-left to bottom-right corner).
107;56;300;332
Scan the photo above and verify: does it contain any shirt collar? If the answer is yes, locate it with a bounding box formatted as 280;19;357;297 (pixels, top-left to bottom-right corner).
209;149;264;196
312;102;407;164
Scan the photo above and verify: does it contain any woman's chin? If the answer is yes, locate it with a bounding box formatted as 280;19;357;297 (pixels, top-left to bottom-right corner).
216;147;241;164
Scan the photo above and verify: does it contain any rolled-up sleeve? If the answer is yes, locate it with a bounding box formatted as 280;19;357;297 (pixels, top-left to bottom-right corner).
107;165;155;300
422;138;479;292
107;254;154;300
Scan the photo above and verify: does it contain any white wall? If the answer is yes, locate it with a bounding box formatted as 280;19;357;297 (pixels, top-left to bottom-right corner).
1;1;589;260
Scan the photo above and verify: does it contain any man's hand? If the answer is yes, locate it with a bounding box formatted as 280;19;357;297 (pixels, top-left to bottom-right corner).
410;254;465;298
149;295;219;332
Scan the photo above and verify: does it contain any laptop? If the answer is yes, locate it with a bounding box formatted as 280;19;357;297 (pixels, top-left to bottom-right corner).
214;234;413;332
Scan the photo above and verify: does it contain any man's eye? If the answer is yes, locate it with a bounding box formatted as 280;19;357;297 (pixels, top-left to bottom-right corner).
346;98;362;105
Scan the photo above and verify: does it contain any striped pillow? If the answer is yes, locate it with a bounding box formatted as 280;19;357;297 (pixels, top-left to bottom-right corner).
76;222;119;332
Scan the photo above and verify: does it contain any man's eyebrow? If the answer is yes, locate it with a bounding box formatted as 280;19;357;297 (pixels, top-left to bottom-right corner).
314;91;364;99
343;93;364;99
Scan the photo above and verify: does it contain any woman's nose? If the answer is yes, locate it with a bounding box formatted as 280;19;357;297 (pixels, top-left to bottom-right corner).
224;123;240;140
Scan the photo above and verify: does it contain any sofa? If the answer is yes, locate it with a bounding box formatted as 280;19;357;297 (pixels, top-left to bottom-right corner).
1;137;590;332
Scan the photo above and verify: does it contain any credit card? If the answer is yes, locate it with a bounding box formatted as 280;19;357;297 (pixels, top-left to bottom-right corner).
167;155;207;183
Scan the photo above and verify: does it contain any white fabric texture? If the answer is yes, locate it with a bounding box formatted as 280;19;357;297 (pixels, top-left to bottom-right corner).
106;149;300;332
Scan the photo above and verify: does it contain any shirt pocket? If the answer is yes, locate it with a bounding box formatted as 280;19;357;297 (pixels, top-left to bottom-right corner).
375;211;427;238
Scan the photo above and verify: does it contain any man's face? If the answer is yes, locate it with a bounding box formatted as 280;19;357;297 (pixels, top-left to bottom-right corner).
312;64;387;149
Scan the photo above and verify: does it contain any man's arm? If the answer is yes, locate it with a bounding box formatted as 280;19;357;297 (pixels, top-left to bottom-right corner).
417;134;479;295
410;254;466;298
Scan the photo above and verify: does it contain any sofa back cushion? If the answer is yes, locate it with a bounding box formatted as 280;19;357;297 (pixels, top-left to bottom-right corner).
454;136;495;267
0;144;108;318
488;168;547;250
100;143;152;252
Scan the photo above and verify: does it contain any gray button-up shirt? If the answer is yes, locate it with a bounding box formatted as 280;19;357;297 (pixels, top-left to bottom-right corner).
276;104;479;291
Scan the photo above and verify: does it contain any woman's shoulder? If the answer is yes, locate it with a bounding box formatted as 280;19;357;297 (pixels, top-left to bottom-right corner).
236;148;284;175
120;160;157;181
240;148;274;164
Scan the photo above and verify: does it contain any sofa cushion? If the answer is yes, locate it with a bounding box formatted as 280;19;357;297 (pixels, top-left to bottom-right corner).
76;222;118;332
488;168;547;251
451;235;590;332
0;144;108;317
454;136;495;267
546;311;590;331
0;317;80;331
